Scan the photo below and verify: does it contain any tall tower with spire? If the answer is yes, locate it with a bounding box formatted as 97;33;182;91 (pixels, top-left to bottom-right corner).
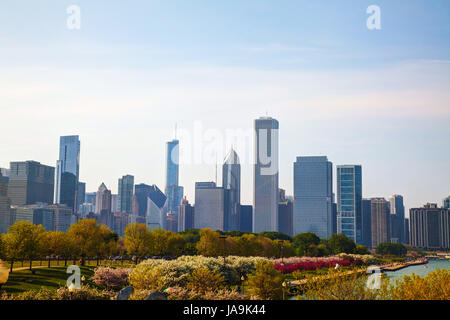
222;147;241;231
165;136;183;230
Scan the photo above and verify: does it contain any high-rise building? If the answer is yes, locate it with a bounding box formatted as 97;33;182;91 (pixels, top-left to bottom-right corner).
0;168;9;188
146;185;167;230
0;171;11;233
177;197;195;232
54;136;80;212
410;204;450;250
118;175;134;213
240;205;253;233
253;116;279;233
76;182;86;213
337;165;362;244
134;184;152;217
443;196;450;209
112;212;131;237
47;204;74;232
165;139;184;216
293;156;333;238
194;182;228;231
111;194;119;213
223;148;241;231
370;198;391;249
95;183;112;215
7;161;54;206
361;199;372;248
388;194;405;243
404;218;410;245
278;190;293;236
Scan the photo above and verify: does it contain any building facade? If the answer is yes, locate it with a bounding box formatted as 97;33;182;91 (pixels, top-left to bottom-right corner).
146;185;167;230
410;204;450;250
337;165;362;244
0;171;11;233
134;184;152;217
443;196;450;209
118;175;134;213
177;197;194;232
388;194;405;244
293;156;333;238
223;148;241;231
7;161;54;206
165;139;184;216
54;135;80;212
361;199;372;248
194;182;228;231
95;183;112;215
76;182;86;213
253;117;279;233
240;205;253;233
370;198;391;249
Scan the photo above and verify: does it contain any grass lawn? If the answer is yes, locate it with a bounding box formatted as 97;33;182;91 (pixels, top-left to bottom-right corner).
2;266;97;295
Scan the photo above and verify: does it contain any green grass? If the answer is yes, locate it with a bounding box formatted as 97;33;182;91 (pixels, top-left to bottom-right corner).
2;266;97;295
4;259;135;270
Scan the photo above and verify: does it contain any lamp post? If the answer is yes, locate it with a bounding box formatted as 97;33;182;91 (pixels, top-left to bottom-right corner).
282;281;286;300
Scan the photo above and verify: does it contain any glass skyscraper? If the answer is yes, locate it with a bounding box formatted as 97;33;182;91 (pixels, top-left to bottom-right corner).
54;135;80;212
222;148;240;231
253;117;279;233
337;165;362;244
293;156;333;238
118;175;134;213
165;139;183;215
388;194;405;243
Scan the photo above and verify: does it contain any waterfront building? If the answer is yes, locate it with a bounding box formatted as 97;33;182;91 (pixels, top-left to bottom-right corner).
293;156;333;238
336;165;362;244
370;198;391;249
410;203;450;250
388;194;406;244
253;117;279;233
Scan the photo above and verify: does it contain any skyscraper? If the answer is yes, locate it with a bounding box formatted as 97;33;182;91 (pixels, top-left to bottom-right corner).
76;182;86;213
443;196;450;209
388;194;405;243
253;116;279;233
7;161;54;206
165;139;184;216
118;175;134;213
147;185;167;230
54;135;80;212
0;171;11;234
370;198;391;249
337;165;362;244
361;199;372;248
134;184;152;218
293;156;333;238
410;204;449;250
95;183;112;215
239;205;253;233
222;148;241;231
177;197;195;232
278;190;293;236
194;182;228;231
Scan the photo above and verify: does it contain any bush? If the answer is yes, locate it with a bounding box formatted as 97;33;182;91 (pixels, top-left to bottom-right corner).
375;243;407;257
186;267;224;295
0;286;115;300
274;259;352;274
91;267;133;290
245;260;284;300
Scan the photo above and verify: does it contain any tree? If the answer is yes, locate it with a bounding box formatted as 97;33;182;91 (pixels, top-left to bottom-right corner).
355;244;370;255
245;260;284;300
124;223;151;264
40;231;67;267
258;231;292;242
328;234;356;254
375;242;407;257
235;234;263;256
196;229;222;256
68;219;102;264
186;267;224;295
3;221;45;271
293;232;320;256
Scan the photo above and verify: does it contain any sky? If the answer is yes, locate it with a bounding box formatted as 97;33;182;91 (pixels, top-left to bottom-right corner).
0;0;449;215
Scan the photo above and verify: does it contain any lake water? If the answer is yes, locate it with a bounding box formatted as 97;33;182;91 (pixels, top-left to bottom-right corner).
385;259;450;282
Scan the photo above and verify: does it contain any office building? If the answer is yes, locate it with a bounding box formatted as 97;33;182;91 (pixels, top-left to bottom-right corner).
54;136;80;212
146;185;167;230
443;196;450;209
0;168;9;187
134;184;152;217
111;194;119;213
223;148;241;231
253;116;279;233
0;171;11;233
388;194;405;243
370;198;391;249
361;199;372;248
404;218;410;245
337;165;362;244
118;175;134;213
7;161;54;206
76;182;86;213
293;156;333;238
410;204;450;250
95;183;112;215
165;139;184;217
240;205;253;233
177;197;194;232
278;190;293;236
194;182;228;231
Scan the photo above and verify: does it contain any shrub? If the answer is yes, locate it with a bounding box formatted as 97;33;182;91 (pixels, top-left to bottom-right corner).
186;267;224;295
245;260;284;300
54;285;115;300
274;259;352;274
91;267;133;290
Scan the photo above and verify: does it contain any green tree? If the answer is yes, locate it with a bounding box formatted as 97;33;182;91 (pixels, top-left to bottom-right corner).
124;223;151;264
196;229;222;256
355;244;370;255
245;260;284;300
40;231;67;267
258;231;292;242
186;266;225;295
293;232;320;256
375;242;407;257
68;219;102;264
328;234;356;254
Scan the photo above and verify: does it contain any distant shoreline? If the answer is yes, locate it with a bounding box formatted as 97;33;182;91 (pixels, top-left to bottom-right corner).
381;258;429;272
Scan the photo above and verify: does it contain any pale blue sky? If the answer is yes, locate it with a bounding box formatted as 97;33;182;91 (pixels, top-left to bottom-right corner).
0;1;449;213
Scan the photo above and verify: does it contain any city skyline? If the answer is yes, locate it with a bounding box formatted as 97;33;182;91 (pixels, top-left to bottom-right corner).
0;1;449;214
